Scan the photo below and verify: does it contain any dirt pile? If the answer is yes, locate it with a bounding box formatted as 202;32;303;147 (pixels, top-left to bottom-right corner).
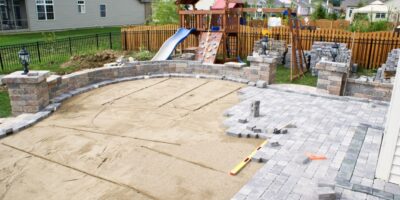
61;50;124;69
0;86;6;92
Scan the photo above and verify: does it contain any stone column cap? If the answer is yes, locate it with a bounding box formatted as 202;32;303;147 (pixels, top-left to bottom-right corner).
2;71;50;84
247;56;277;63
225;62;247;68
315;61;349;73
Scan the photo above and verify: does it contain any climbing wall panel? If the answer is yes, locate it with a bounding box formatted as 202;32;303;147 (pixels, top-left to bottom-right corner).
196;32;223;64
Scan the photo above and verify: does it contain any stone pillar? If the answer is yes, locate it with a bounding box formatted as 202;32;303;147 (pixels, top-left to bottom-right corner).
2;71;50;116
315;60;350;96
247;56;277;84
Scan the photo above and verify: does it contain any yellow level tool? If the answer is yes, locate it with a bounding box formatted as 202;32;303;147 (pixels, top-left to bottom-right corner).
230;140;268;176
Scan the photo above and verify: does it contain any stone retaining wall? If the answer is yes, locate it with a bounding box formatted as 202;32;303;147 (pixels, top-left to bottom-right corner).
253;38;286;64
375;49;398;83
345;78;393;101
309;42;351;76
3;59;278;116
47;60;277;100
315;59;394;101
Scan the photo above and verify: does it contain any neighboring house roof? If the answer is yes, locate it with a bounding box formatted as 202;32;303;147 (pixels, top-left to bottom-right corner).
245;0;304;7
195;0;216;9
353;0;388;13
211;0;243;9
340;0;375;8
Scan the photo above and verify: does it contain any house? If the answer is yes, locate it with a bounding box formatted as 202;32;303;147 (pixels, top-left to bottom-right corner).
238;0;312;16
376;58;400;185
351;1;390;22
341;0;374;20
384;0;400;22
0;0;152;32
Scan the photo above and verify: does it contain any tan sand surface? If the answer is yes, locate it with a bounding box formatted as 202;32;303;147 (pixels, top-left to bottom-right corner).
0;78;262;200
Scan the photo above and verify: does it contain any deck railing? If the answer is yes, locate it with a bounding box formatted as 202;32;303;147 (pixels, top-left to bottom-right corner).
179;10;239;33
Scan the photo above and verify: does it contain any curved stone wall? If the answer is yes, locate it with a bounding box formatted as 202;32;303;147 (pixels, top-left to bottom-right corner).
46;59;277;100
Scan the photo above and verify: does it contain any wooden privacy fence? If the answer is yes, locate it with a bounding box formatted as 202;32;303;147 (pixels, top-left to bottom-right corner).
306;19;350;30
239;26;400;69
121;25;198;52
122;25;400;69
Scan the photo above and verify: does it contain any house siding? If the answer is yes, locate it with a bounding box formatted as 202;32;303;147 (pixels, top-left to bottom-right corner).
376;59;400;186
389;135;400;184
25;0;146;31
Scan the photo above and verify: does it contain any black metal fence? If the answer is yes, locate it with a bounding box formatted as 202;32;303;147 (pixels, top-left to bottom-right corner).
0;32;122;73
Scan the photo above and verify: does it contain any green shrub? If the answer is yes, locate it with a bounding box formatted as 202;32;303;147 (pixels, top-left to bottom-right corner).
328;13;339;20
311;4;328;20
350;19;391;32
132;49;155;61
369;21;391;32
349;20;369;32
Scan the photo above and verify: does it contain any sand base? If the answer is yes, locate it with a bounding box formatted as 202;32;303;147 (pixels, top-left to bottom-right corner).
0;78;262;200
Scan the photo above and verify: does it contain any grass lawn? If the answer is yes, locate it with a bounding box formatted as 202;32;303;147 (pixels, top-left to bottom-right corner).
30;60;79;75
275;65;318;87
0;27;121;46
357;67;377;77
0;91;11;118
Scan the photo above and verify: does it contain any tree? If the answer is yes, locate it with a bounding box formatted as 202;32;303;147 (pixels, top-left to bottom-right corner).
152;0;179;24
267;0;275;8
328;12;339;20
311;3;328;20
331;0;341;7
357;1;365;8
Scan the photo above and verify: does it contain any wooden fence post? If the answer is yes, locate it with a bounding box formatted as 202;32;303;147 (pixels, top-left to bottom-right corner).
124;31;128;51
36;42;41;63
147;30;151;51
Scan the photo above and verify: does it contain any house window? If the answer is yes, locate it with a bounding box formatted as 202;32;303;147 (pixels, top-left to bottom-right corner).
349;8;353;17
36;0;54;20
78;0;85;14
100;4;106;17
0;0;6;22
376;13;386;19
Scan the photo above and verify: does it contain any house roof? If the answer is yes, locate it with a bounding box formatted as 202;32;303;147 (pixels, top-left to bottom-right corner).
353;0;388;13
340;0;375;8
245;0;292;7
211;0;243;9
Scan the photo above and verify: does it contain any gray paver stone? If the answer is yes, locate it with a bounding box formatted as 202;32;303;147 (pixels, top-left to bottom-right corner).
373;188;394;200
353;184;373;195
318;187;336;200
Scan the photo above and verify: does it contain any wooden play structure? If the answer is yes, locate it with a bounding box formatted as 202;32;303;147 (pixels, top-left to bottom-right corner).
175;0;307;80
